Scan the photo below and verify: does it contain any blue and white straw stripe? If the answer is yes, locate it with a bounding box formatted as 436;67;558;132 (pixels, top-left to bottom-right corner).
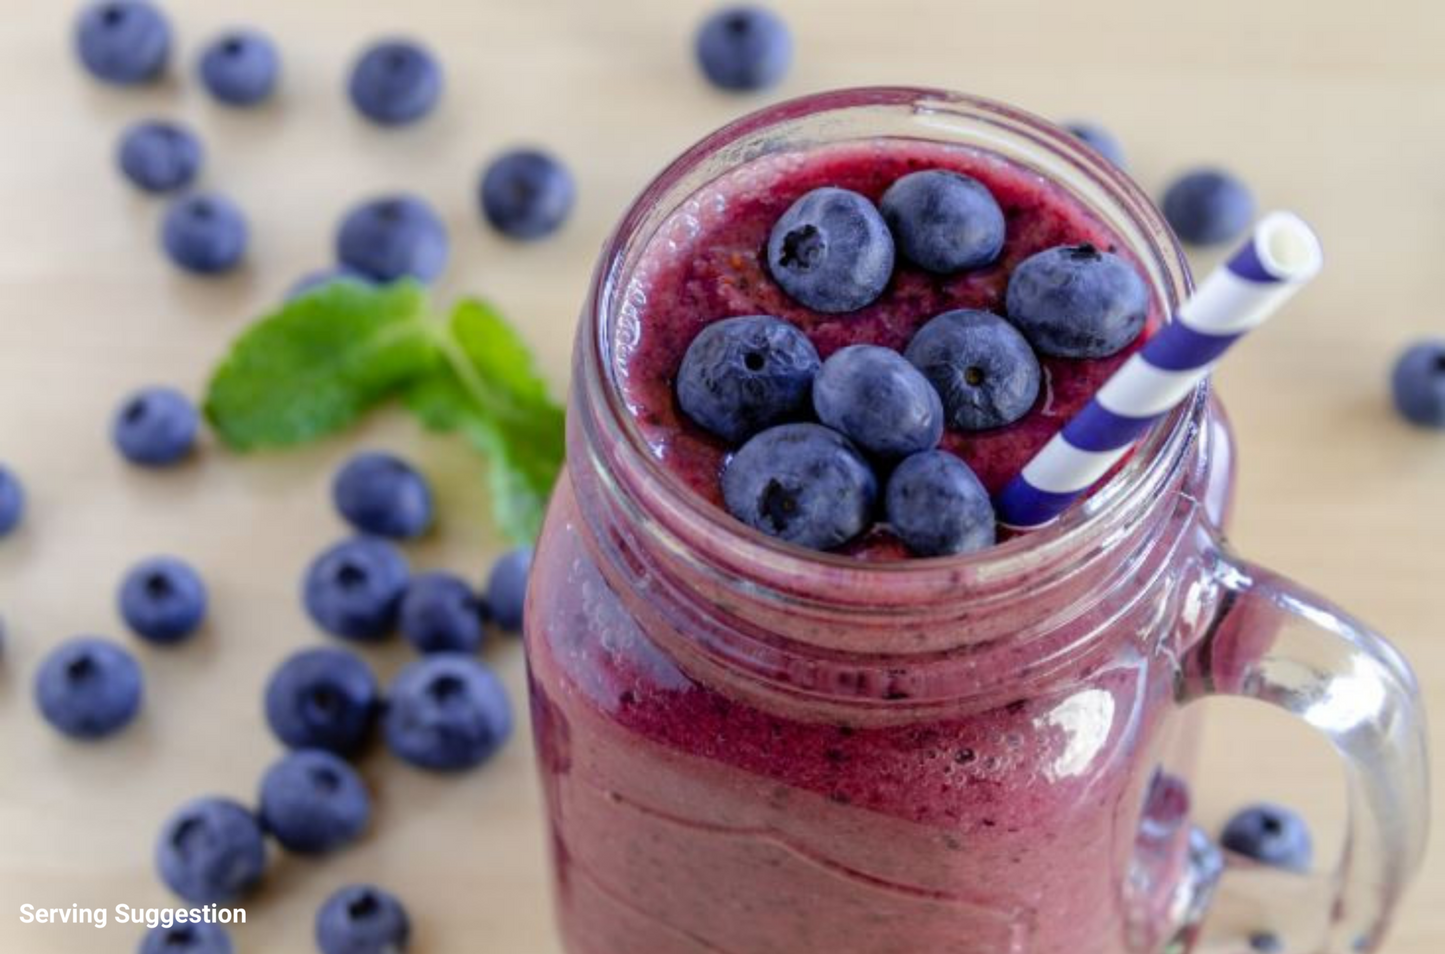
997;211;1324;529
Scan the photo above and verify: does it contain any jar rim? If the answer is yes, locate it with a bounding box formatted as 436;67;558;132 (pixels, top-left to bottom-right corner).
580;86;1198;604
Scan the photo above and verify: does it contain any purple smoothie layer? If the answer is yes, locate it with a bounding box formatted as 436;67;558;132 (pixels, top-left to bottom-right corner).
614;138;1161;557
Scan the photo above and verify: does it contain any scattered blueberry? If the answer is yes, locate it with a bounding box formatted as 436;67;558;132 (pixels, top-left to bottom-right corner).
287;266;373;300
198;29;280;106
812;345;942;459
315;884;411;954
1220;804;1313;872
1248;932;1284;954
1161;169;1255;246
336;194;449;283
332;451;433;539
721;423;877;551
694;5;792;92
880;170;1006;274
1005;244;1148;358
676;314;821;443
486;547;532;633
117;120;203;194
348;39;442;126
119;556;207;644
265;647;380;756
138;922;234;954
302;537;410;641
479;148;575;241
74;1;170;85
904;309;1041;431
885;451;995;557
258;749;371;854
0;464;24;538
401;572;487;655
767;187;894;313
112;386;198;467
1390;340;1445;428
156;797;267;904
34;637;142;739
384;655;513;772
161;193;248;275
1064;121;1126;168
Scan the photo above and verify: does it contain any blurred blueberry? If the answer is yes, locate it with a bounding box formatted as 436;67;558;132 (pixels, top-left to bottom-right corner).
117;120;203;194
315;885;411;954
258;749;371;854
1162;168;1255;246
264;647;380;756
336;194;448;283
0;464;24;538
303;537;409;641
112;386;198;467
479;148;575;240
1220;804;1313;872
486;547;532;633
119;556;207;644
138;922;233;954
1390;339;1445;429
383;654;513;771
1064;121;1126;167
161;193;248;275
74;1;170;85
332;451;433;539
34;637;142;739
198;29;280;106
156;797;266;903
694;6;792;92
348;39;441;126
401;572;488;655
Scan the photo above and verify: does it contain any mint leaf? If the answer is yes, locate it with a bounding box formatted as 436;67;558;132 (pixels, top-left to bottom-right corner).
404;299;565;543
205;281;439;450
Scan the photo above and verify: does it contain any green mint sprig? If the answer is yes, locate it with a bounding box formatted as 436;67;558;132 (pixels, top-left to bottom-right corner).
205;281;565;543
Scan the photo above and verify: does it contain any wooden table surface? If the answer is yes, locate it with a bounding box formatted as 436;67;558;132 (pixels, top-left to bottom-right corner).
1;0;1441;950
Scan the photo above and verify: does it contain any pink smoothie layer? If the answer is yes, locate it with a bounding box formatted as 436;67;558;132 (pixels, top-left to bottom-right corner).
614;138;1161;557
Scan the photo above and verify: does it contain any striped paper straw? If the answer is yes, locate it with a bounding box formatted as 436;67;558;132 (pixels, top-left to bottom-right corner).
997;211;1324;529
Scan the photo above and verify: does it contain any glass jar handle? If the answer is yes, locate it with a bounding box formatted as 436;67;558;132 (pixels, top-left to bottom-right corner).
1176;541;1430;953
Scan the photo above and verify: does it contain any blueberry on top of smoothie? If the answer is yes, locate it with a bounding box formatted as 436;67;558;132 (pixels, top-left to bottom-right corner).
812;345;943;460
1005;243;1148;358
676;314;821;443
767;187;894;313
885;450;996;557
904;309;1041;431
722;422;877;552
880;170;1006;274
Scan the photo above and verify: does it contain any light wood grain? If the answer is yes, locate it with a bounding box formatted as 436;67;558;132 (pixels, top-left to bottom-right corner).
0;0;1441;951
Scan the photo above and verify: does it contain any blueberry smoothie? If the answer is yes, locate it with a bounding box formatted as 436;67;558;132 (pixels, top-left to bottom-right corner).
528;116;1221;954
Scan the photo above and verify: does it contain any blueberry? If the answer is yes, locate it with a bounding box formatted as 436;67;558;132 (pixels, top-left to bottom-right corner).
112;386;198;467
383;654;513;771
264;647;380;756
885;451;995;557
1005;244;1149;358
1248;932;1284;954
694;5;792;92
904;309;1041;431
676;314;821;443
161;193;248;275
302;537;409;641
880;170;1005;274
1220;804;1313;872
0;464;24;538
479;148;575;241
34;637;142;739
1390;340;1445;428
767;187;894;313
1064;122;1126;167
721;423;877;551
258;749;371;855
1161;169;1255;246
117;120;203;194
315;884;411;954
74;1;170;85
287;267;373;300
812;345;942;459
336;194;448;283
138;922;233;954
198;30;279;106
156;797;266;904
401;572;488;654
119;556;207;644
486;547;532;633
348;39;442;126
332;451;433;539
